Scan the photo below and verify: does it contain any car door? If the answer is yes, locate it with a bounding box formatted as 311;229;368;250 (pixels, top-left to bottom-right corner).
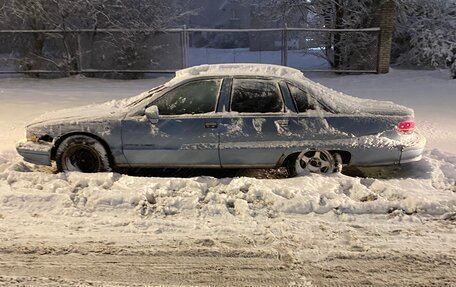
121;78;224;167
218;77;295;168
284;82;340;142
283;81;363;155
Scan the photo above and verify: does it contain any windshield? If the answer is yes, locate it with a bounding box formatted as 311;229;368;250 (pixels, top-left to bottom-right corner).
126;85;167;108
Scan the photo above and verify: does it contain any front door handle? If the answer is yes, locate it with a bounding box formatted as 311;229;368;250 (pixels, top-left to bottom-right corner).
205;122;218;129
276;120;289;127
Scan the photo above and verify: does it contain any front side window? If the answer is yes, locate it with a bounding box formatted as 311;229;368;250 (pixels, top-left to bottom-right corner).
288;83;316;113
153;79;222;115
231;79;284;113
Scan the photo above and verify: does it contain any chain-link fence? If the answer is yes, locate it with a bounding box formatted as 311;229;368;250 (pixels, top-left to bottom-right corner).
0;27;380;76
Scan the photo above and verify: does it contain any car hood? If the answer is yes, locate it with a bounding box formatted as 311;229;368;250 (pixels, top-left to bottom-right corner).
27;100;130;128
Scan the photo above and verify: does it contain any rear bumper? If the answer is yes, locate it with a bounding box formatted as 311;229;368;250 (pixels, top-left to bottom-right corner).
350;132;426;167
400;131;426;164
16;141;52;166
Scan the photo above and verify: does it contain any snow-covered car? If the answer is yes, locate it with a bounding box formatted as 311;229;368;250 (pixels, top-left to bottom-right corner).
16;64;426;176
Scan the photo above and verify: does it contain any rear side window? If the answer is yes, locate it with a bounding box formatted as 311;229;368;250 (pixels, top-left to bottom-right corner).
153;79;222;115
288;83;316;113
231;79;284;113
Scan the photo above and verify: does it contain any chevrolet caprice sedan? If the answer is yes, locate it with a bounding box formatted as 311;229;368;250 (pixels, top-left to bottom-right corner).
17;64;426;176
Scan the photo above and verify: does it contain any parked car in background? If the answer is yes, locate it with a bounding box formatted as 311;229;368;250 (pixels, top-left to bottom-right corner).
17;64;426;176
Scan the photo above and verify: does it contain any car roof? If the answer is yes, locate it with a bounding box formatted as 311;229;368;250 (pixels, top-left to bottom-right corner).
165;63;306;86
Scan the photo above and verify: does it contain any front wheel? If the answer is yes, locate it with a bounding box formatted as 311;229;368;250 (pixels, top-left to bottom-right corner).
56;135;111;173
287;150;342;177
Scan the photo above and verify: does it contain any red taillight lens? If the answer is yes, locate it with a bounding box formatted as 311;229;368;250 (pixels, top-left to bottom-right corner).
397;121;415;134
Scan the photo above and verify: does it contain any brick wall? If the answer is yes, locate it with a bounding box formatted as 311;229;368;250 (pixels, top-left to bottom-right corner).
374;0;396;74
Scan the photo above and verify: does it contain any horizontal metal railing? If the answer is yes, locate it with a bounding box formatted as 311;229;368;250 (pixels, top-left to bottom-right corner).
0;26;381;75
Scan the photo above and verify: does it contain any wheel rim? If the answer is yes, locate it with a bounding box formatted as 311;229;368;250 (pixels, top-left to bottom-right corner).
64;146;101;173
295;150;334;175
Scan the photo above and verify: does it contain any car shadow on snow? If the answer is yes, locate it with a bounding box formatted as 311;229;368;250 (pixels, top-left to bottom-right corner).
115;167;290;179
37;163;434;180
346;159;435;180
10;156;436;180
114;159;433;180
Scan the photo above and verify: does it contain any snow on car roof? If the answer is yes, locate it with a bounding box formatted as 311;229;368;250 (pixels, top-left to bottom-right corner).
166;63;306;86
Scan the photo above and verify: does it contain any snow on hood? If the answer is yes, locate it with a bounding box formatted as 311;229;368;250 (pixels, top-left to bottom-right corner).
303;78;415;117
28;98;134;127
27;89;157;127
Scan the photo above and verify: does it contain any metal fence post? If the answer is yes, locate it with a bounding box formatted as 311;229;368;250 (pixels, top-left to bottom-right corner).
283;24;288;67
185;25;190;67
77;33;83;74
281;29;284;65
0;27;381;75
181;25;188;68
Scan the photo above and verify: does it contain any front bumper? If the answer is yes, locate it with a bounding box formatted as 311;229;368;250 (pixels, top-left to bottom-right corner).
16;141;52;166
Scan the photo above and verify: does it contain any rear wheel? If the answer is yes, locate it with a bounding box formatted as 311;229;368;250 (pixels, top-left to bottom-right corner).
56;135;111;173
287;150;342;177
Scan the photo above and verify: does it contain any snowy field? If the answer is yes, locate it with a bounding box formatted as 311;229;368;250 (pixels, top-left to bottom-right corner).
0;69;455;286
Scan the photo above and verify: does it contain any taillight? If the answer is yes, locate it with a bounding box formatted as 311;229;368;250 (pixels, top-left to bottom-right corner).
397;121;415;134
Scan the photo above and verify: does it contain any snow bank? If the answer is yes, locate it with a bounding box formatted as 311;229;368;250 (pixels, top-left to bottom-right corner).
0;150;454;232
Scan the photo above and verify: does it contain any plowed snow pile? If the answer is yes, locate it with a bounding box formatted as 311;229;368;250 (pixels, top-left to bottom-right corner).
0;150;455;228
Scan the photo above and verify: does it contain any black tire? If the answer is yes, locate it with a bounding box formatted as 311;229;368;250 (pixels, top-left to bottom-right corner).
56;135;111;173
286;150;342;177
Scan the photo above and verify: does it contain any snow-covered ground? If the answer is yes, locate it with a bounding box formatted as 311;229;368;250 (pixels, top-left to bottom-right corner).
0;69;455;286
188;48;330;70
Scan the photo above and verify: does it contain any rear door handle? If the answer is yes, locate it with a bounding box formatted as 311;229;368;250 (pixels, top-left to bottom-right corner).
205;122;218;129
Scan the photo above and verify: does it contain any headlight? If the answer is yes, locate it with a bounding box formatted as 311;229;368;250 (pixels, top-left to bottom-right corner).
26;130;39;143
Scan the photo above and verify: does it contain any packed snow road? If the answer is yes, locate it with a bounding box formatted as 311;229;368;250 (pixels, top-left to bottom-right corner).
0;69;455;286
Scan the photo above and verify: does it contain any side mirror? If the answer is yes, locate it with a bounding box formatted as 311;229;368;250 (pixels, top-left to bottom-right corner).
145;105;159;124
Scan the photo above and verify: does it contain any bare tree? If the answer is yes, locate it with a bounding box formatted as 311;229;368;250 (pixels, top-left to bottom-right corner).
248;0;378;70
248;0;455;74
0;0;190;76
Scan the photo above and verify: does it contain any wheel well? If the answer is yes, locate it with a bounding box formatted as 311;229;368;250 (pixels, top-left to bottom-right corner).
281;152;298;167
51;132;115;165
329;150;352;165
281;150;352;166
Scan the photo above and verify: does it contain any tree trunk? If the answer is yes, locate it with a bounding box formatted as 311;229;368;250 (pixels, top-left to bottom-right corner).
27;32;45;77
333;0;344;69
